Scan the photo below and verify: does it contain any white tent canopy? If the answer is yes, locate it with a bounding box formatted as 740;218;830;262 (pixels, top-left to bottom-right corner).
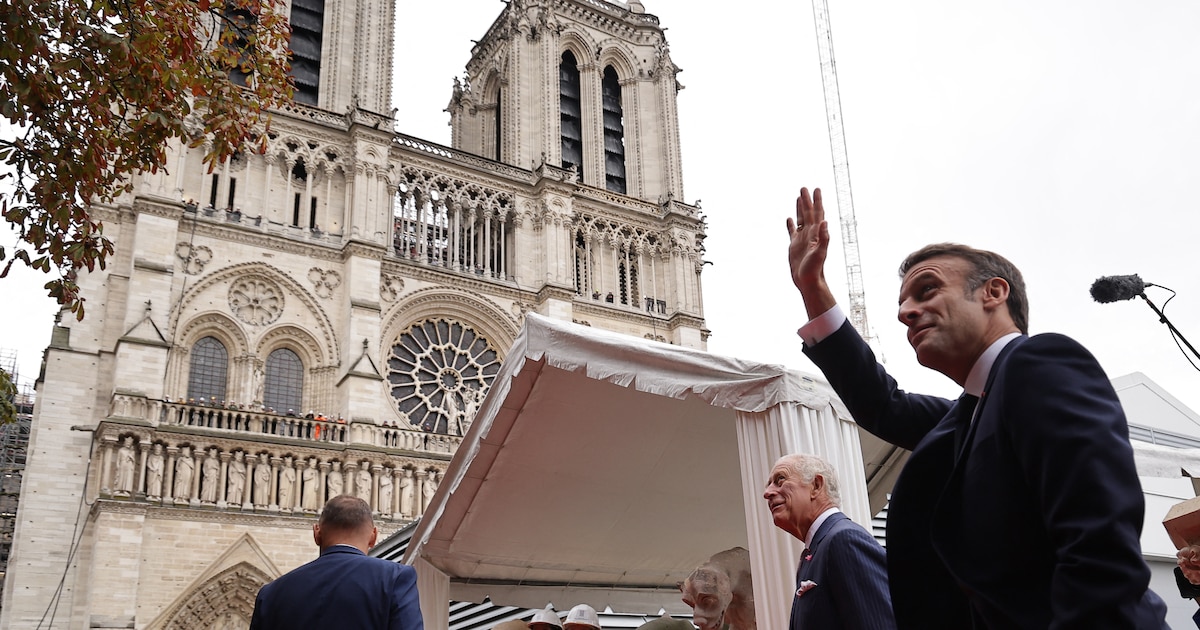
404;314;887;629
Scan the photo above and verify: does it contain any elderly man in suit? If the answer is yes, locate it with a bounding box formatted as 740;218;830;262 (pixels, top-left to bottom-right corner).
250;495;423;629
785;187;1167;628
764;453;895;629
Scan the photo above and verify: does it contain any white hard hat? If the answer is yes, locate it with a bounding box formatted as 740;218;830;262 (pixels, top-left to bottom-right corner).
563;604;600;629
530;609;563;628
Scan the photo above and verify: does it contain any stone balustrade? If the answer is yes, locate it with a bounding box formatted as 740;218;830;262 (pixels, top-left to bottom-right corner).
107;394;462;454
95;423;445;521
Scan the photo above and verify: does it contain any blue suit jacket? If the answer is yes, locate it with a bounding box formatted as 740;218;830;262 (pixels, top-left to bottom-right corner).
790;511;897;630
250;545;424;630
806;322;1167;629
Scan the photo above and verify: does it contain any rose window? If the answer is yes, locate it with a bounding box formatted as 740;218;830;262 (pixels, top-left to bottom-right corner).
228;277;283;326
387;319;501;435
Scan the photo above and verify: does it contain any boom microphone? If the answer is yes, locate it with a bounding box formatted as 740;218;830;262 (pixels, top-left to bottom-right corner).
1090;274;1146;304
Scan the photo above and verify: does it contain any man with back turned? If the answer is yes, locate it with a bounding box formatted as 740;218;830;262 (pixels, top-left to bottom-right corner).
785;187;1166;628
250;494;424;629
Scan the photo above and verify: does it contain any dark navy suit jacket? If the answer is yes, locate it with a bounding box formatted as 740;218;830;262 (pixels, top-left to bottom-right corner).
250;545;423;630
806;322;1167;629
789;511;897;629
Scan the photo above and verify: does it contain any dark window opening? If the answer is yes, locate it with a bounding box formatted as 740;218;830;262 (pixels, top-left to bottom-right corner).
264;348;303;414
602;65;627;194
292;194;301;226
187;336;228;402
223;5;255;87
494;87;503;162
226;178;237;210
560;51;583;173
309;197;318;229
209;174;220;207
289;0;325;105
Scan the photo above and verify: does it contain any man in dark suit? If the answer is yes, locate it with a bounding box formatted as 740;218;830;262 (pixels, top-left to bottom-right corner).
764;453;896;629
250;495;424;630
784;187;1167;629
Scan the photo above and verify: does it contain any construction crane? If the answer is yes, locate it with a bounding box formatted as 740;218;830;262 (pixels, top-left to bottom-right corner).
810;0;877;349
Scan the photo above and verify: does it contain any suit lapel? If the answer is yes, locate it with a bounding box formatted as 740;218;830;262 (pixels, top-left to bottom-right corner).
951;336;1026;469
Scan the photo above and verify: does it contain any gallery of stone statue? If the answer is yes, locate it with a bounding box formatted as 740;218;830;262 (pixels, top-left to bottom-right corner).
2;0;713;628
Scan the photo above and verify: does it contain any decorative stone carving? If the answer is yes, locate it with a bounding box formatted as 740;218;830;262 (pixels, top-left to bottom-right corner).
253;457;271;506
114;437;137;495
227;451;247;505
327;461;344;497
421;470;439;514
301;458;319;510
176;242;213;275
380;275;405;302
387;319;501;435
399;468;415;518
355;465;372;503
174;447;194;503
146;443;164;499
278;456;296;510
228;276;284;326
307;268;342;299
680;547;755;630
378;471;393;517
200;448;220;503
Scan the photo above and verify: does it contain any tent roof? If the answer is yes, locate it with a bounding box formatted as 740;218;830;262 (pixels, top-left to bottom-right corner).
404;314;892;613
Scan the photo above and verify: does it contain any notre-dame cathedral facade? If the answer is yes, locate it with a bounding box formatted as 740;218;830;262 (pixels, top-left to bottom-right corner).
1;0;706;627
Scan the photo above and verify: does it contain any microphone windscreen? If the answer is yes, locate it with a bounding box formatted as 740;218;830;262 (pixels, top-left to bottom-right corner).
1090;274;1145;303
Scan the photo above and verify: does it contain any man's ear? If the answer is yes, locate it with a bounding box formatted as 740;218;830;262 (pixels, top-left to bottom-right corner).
810;474;825;497
367;526;378;550
980;277;1011;310
312;524;322;547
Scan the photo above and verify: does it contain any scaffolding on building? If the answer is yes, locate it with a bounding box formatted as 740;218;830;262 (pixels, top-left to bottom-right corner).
0;349;34;603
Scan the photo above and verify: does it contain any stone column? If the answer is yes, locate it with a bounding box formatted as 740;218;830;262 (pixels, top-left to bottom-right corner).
217;451;231;509
189;448;202;507
269;456;281;512
136;441;150;499
318;461;330;507
163;446;178;504
99;437;115;496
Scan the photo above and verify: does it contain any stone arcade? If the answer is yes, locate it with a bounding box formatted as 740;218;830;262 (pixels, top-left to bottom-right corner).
1;0;707;628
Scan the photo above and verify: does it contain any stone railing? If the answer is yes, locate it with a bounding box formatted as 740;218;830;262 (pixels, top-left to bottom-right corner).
109;395;463;455
95;421;448;521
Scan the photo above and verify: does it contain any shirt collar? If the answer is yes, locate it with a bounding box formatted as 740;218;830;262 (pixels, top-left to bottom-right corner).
963;332;1021;396
805;506;842;548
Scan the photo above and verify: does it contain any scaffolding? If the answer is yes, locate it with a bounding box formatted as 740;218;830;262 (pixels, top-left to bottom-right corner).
0;349;33;598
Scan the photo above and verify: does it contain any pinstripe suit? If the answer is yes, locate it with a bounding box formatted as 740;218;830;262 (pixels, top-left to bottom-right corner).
790;511;896;629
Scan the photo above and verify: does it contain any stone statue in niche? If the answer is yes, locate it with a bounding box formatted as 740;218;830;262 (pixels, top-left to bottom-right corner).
378;470;393;516
301;458;319;510
399;468;415;518
278;456;296;509
114;436;136;494
145;443;164;499
679;547;755;630
327;461;344;497
253;457;271;506
200;448;220;503
356;466;373;504
227;451;247;505
174;446;194;502
421;470;439;514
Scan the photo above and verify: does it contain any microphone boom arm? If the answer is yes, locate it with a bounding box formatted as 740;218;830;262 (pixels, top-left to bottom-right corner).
1137;292;1200;363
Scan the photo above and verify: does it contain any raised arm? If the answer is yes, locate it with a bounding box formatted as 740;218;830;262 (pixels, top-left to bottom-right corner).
787;187;838;319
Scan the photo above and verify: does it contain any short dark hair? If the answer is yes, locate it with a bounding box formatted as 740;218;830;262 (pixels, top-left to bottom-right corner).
899;243;1029;334
319;495;373;532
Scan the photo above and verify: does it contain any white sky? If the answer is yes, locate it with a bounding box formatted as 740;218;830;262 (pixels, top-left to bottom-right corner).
3;0;1199;415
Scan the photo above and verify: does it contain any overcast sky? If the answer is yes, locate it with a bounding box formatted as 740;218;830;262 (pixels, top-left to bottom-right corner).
4;0;1199;415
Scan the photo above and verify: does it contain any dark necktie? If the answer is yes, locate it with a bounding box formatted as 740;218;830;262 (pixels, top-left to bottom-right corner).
953;394;980;455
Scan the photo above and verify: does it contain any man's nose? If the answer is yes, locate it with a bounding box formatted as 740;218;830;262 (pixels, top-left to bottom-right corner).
898;299;918;326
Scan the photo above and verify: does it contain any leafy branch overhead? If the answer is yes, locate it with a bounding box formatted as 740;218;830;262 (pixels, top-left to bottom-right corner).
0;0;294;318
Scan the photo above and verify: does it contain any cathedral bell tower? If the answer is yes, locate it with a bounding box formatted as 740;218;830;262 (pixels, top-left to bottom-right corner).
448;0;687;205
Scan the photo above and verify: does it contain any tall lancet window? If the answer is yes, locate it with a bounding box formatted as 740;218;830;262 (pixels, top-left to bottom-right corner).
560;51;583;172
602;65;627;194
289;0;325;105
494;87;503;161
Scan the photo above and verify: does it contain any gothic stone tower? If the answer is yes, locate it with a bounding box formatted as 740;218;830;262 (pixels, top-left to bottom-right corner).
1;0;706;628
